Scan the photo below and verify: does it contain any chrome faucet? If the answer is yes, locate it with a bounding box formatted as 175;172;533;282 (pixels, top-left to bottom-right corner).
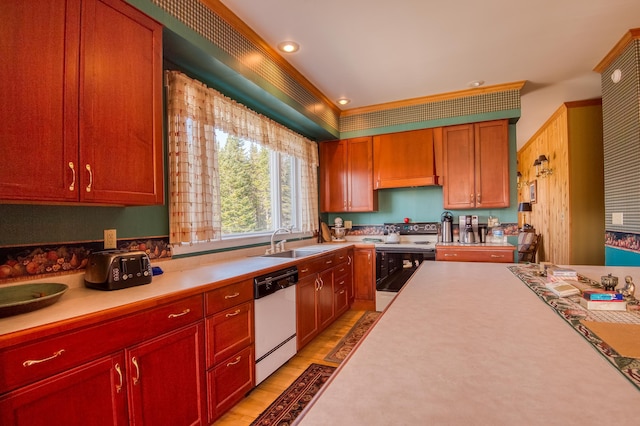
269;227;291;254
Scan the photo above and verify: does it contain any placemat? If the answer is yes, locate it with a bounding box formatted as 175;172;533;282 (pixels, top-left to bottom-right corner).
580;321;640;359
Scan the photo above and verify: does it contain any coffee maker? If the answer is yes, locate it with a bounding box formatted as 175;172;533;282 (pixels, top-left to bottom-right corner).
458;215;479;244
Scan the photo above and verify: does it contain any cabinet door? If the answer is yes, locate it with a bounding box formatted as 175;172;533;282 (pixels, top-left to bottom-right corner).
353;248;375;310
208;346;253;423
127;323;206;426
347;137;377;211
296;274;319;350
0;355;127;426
319;140;347;212
79;0;163;205
373;129;438;188
474;120;510;208
442;124;476;209
0;0;80;202
317;268;335;330
206;301;253;367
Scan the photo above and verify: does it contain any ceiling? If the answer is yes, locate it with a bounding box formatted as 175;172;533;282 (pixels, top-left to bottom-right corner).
219;0;640;149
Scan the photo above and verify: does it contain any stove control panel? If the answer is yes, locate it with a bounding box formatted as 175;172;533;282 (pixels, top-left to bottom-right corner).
384;222;438;235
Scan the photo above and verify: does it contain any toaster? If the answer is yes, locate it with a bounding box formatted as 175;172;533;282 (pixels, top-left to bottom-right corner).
85;250;152;291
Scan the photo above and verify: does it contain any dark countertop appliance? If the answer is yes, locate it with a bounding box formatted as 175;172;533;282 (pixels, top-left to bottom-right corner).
84;250;152;291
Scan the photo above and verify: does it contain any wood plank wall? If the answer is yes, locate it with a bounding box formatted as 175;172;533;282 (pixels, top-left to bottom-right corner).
517;99;604;265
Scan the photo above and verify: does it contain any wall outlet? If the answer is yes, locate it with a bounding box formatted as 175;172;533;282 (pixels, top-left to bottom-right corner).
612;212;624;225
344;220;352;229
104;229;117;249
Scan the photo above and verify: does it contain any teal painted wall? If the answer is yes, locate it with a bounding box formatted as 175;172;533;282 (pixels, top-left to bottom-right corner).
605;247;640;266
0;204;168;246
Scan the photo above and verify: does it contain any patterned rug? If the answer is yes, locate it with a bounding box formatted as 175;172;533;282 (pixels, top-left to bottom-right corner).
324;311;381;363
250;363;336;426
508;264;640;391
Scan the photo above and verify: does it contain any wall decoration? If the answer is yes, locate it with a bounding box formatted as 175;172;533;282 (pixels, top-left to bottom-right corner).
529;180;537;203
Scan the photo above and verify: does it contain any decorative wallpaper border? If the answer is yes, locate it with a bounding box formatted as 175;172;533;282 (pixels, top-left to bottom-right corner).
606;231;640;254
0;238;171;285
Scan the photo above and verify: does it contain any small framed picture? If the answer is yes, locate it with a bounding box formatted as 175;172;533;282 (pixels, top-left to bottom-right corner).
529;180;537;203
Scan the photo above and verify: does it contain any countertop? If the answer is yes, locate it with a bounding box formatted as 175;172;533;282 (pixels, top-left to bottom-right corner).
0;242;353;344
295;262;640;425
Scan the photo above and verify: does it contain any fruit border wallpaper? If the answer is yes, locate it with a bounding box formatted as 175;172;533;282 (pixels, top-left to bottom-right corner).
0;238;171;284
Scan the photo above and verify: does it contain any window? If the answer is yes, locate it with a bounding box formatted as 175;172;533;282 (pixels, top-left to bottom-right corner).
216;130;299;236
165;70;318;250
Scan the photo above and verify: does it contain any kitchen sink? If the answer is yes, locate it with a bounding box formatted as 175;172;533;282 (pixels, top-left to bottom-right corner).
260;248;328;258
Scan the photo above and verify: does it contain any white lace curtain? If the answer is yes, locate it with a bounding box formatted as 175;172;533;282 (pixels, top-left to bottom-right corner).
165;71;319;245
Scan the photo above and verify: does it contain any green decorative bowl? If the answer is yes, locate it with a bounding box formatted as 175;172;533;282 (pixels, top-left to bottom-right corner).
0;283;69;318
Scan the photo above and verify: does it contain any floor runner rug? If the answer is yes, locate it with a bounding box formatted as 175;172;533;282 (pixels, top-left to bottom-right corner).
508;264;640;391
324;311;380;363
250;363;336;426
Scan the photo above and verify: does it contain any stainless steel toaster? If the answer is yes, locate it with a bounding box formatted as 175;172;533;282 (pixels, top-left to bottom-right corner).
84;250;152;291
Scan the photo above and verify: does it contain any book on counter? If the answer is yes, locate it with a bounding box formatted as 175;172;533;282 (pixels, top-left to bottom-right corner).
582;290;624;301
579;297;627;311
547;267;578;281
544;281;580;297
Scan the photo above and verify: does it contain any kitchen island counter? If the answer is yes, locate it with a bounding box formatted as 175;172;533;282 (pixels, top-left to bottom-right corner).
295;262;640;425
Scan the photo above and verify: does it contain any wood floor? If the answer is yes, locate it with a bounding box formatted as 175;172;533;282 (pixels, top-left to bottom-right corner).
212;309;366;425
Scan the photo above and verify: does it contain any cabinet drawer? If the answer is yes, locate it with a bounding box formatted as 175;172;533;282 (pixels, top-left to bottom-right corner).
334;249;351;265
205;279;253;315
436;248;515;263
0;295;203;394
298;253;336;279
207;346;254;422
205;301;253;368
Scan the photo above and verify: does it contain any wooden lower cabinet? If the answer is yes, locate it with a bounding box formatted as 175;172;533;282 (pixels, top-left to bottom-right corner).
0;323;206;426
204;280;254;423
0;355;127;426
352;247;375;311
436;245;516;263
127;323;206;426
296;249;352;351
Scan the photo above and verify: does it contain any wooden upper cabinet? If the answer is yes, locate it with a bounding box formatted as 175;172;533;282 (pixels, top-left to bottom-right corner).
0;0;163;205
320;137;378;212
442;120;509;209
373;128;439;188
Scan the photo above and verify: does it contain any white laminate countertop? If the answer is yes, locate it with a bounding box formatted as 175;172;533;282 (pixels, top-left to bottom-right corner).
296;262;640;426
0;242;352;342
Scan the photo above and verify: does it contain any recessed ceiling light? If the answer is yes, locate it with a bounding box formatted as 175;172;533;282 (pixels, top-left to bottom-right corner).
468;80;485;88
337;98;351;106
277;41;299;53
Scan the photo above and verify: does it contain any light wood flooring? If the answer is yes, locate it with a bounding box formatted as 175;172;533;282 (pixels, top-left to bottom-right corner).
213;309;366;425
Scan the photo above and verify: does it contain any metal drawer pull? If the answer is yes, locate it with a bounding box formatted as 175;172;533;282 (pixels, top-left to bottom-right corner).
348;255;352;265
490;254;505;258
132;357;140;385
301;267;310;273
85;164;93;192
325;260;333;264
444;253;458;257
68;162;75;191
226;356;241;367
226;309;241;317
115;363;123;393
339;289;345;294
23;349;65;367
168;308;191;318
224;292;240;299
338;280;345;285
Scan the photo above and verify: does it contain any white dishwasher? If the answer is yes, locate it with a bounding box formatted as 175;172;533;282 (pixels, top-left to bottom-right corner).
253;266;298;385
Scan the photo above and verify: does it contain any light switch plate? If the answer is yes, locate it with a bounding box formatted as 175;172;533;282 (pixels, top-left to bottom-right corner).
612;212;623;225
104;229;117;249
